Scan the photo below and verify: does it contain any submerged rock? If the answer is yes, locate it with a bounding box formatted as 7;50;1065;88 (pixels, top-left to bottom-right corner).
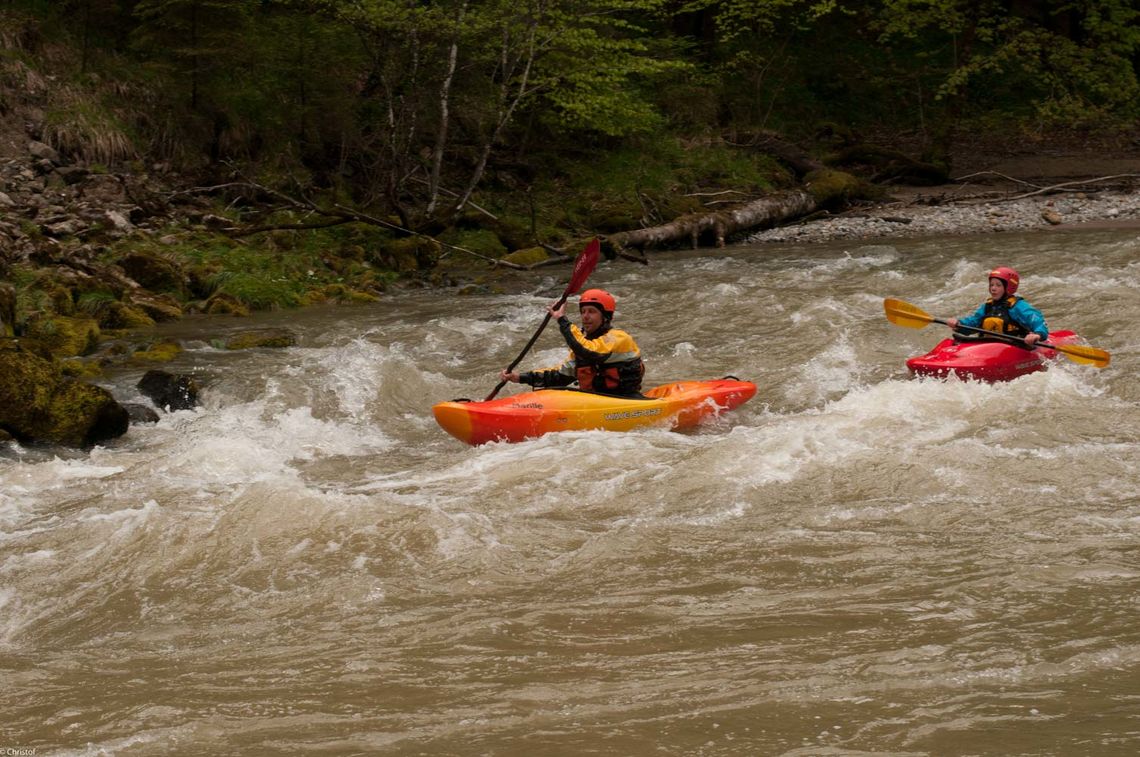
223;328;297;350
123;403;161;425
137;369;200;411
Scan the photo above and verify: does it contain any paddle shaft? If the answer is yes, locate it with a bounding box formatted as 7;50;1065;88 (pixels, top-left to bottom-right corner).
883;297;1109;368
484;239;600;400
937;318;1064;351
485;296;570;401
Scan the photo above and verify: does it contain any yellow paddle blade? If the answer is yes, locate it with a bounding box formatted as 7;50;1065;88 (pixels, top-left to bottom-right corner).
1053;342;1111;369
883;298;935;329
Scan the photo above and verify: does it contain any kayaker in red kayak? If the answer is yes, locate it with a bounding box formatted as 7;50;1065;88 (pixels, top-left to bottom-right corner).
945;267;1048;347
498;288;645;396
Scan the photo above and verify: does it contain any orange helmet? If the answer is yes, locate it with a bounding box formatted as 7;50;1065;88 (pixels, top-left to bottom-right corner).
579;288;616;316
989;266;1020;295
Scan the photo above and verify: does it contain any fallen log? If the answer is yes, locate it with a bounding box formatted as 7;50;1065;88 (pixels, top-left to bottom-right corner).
608;169;864;251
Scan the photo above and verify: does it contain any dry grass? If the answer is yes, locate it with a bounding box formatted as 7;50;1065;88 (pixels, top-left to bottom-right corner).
0;59;48;99
42;88;137;165
0;11;41;54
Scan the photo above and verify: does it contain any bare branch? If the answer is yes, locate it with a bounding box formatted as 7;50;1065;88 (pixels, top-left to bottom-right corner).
951;170;1043;189
1003;174;1140;200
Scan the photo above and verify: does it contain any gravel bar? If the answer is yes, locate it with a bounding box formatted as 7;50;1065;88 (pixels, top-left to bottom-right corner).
747;190;1140;244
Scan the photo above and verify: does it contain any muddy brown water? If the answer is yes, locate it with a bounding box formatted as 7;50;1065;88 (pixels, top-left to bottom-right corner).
2;228;1138;755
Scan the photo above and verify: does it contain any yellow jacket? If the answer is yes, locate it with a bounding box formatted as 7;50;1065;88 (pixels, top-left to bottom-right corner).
519;318;644;395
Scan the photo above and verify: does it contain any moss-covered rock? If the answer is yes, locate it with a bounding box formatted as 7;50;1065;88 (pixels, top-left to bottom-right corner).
376;237;443;272
437;228;506;260
0;337;54;360
117;252;186;293
804;168;865;206
223;328;297;350
186;264;221;299
59;358;105;379
28;274;77;316
47;379;130;447
0;346;129;447
100;301;157;329
131;339;183;362
317;283;379;303
204;292;251;317
23;314;101;357
488;218;536;251
130;292;184;322
501;247;550;267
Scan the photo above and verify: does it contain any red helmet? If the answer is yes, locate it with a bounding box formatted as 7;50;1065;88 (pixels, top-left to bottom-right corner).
988;266;1020;295
579;288;616;315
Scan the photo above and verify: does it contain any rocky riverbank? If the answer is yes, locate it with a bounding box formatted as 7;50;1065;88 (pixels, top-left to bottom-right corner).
748;180;1140;244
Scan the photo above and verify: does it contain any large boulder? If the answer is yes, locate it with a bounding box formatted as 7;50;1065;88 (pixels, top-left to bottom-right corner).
22;314;101;357
0;341;129;447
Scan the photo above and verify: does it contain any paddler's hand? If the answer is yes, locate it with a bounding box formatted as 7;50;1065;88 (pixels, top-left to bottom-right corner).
548;302;566;320
946;317;959;330
500;369;520;383
1024;333;1041;347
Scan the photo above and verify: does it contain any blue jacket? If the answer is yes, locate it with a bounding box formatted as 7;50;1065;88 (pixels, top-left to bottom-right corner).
959;297;1049;340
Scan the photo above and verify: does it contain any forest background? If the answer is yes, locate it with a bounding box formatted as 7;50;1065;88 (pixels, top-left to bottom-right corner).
1;0;1139;346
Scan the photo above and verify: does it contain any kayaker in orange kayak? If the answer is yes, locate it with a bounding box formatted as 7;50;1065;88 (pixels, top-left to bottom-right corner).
498;288;645;396
945;266;1048;347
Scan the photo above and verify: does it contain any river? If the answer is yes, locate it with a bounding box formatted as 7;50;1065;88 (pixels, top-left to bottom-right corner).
2;228;1138;755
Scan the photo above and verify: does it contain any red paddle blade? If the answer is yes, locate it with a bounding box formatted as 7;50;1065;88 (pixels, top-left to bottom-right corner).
565;238;600;295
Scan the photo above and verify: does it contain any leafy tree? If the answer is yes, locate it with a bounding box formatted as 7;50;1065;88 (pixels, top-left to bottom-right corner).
874;0;1140;163
319;0;687;226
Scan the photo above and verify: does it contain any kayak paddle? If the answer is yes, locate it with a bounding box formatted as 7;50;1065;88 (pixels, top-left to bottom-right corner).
883;298;1110;368
485;238;601;400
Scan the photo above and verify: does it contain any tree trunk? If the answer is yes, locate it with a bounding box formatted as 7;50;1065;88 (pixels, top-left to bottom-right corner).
427;1;465;216
608;169;862;251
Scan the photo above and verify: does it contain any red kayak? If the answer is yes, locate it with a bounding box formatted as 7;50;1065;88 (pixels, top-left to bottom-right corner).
907;330;1079;382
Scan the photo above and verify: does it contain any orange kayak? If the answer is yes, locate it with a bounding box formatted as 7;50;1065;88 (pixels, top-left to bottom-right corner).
433;378;757;445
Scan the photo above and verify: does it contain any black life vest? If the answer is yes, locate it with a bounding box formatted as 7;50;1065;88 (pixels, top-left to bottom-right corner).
576;359;644;395
981;295;1029;338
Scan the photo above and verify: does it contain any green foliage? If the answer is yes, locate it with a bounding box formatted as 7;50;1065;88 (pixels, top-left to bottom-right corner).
205;271;302;310
101;221;402;312
875;0;1140;126
532;4;690;136
529;136;775;231
6;0;1140;242
76;290;117;317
